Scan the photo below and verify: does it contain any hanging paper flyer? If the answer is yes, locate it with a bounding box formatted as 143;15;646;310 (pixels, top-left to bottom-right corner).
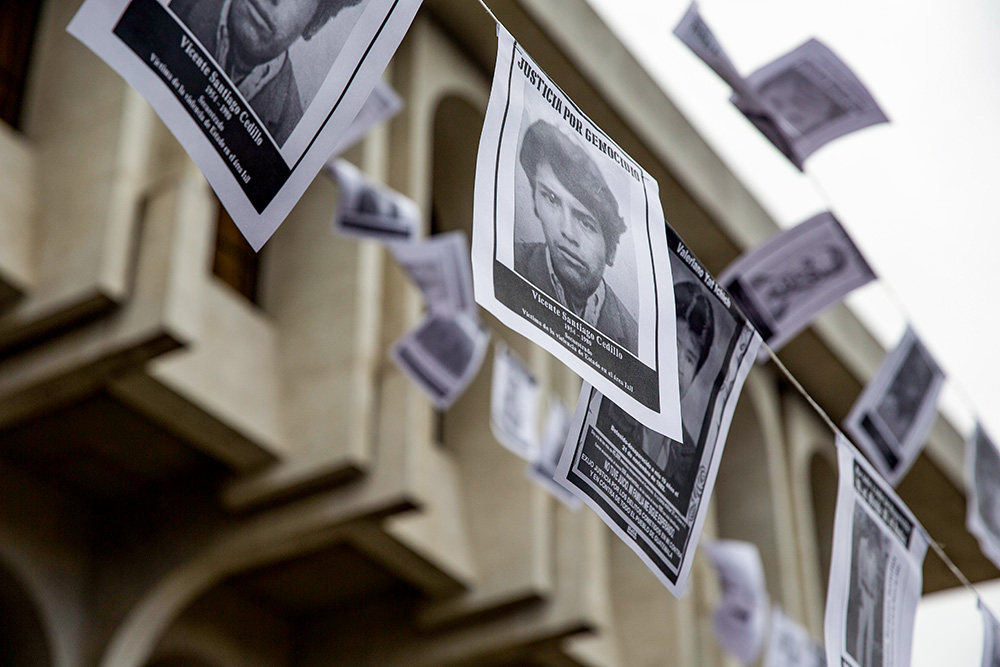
703;540;770;666
825;437;928;667
328;159;419;242
731;39;889;170
389;231;477;316
390;312;489;411
555;228;761;596
490;342;542;460
68;0;422;250
673;5;888;170
472;24;683;440
979;601;1000;667
526;399;581;508
720;211;875;358
966;424;1000;571
844;327;945;487
673;2;759;105
764;606;826;667
328;80;402;158
390;231;485;409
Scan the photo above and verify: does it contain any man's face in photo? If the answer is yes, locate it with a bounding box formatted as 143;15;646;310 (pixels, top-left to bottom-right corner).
761;71;840;134
229;0;322;66
676;320;700;400
533;161;609;302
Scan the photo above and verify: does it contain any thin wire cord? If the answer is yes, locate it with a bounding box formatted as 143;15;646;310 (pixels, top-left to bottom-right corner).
476;0;501;26
806;168;984;427
802;163;989;596
766;339;984;598
928;538;980;595
764;343;845;439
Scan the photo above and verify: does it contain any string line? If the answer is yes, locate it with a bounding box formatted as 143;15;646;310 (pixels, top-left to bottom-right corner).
475;0;501;26
798;175;986;601
764;338;983;600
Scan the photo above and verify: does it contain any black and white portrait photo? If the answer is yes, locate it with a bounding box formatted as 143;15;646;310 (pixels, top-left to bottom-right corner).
553;231;761;598
967;425;1000;570
733;68;848;167
757;68;846;136
171;0;367;146
704;540;770;666
514;119;640;357
527;400;580;508
588;231;756;520
826;440;927;667
642;273;738;515
973;430;1000;541
329;158;419;241
473;26;683;440
765;606;826;667
729;39;888;169
845;328;944;487
70;0;422;249
748;241;847;327
390;312;490;410
874;345;936;446
720;212;875;355
845;505;887;667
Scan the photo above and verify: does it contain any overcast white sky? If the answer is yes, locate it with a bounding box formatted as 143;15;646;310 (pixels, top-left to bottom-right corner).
582;0;1000;661
583;0;1000;440
910;579;1000;666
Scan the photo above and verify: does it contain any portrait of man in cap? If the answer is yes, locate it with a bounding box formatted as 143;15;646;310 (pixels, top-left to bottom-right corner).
515;119;639;356
171;0;366;146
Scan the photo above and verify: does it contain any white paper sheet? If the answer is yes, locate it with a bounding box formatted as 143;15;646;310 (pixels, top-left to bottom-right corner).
68;0;422;250
490;341;542;459
390;311;489;410
329;80;402;158
389;231;476;316
673;2;760;105
825;437;928;667
732;39;889;169
844;327;945;487
966;424;1000;571
328;159;419;242
554;229;761;596
472;24;683;440
526;399;581;508
703;540;771;666
720;211;875;357
979;601;1000;667
673;5;887;170
765;606;826;667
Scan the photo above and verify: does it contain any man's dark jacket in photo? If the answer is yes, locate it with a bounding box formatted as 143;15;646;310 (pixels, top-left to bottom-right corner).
515;242;639;356
172;0;303;145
